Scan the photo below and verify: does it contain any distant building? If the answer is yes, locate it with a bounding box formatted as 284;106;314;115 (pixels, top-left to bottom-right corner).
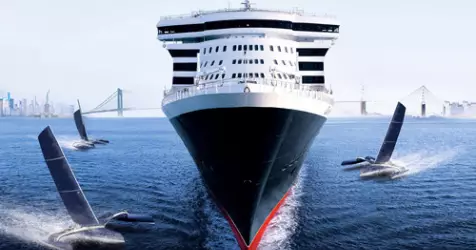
462;101;476;117
0;98;4;117
449;102;464;116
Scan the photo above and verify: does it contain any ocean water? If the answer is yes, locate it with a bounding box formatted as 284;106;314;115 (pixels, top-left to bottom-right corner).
0;116;475;250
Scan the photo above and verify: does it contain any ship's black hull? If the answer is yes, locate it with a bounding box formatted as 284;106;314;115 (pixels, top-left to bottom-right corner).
168;107;326;249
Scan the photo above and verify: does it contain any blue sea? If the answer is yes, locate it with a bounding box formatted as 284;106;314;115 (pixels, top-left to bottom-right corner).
0;116;475;250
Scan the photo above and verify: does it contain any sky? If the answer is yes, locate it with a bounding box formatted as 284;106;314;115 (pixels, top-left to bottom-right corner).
0;0;475;116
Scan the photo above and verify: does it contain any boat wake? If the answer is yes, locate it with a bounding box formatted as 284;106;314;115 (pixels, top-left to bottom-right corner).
0;203;73;248
390;148;459;179
27;134;79;151
258;165;307;250
57;136;81;151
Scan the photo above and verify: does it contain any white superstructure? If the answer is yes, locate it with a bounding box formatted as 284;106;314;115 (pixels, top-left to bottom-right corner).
157;0;340;118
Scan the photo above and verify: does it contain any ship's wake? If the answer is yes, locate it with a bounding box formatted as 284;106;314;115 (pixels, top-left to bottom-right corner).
0;203;73;249
258;165;308;250
390;148;459;179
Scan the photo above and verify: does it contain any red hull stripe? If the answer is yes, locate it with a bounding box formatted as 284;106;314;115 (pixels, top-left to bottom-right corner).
247;190;291;250
209;188;292;250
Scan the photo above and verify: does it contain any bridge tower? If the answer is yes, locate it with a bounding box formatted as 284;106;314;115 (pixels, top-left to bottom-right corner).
421;86;426;117
360;84;367;116
117;88;124;117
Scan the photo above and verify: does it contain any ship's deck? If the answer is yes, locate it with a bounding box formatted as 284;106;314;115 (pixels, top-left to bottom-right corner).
162;79;334;107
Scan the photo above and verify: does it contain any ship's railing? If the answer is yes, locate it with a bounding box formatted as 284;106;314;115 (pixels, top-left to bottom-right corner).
162;78;334;106
160;7;336;21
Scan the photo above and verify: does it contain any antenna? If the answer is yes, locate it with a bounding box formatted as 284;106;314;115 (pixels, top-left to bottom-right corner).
241;0;254;10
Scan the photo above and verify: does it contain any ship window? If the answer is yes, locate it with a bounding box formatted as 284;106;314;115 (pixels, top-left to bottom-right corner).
254;73;259;78
302;75;325;84
285;47;288;53
158;21;339;35
249;45;253;50
283;74;288;79
222;73;225;78
215;46;219;53
172;76;194;85
277;73;282;79
200;62;203;67
205;75;209;80
260;59;264;64
254;45;258;50
232;59;236;64
296;48;328;56
209;47;212;53
243;73;247;78
269;45;274;51
210;61;215;66
248;73;253;78
238;73;242;78
219;60;223;65
290;47;294;53
238;59;242;64
282;60;286;65
204;61;208;67
215;74;219;79
233;45;237;51
254;59;258;64
260;45;264;51
243;60;247;64
277;46;282;52
243;45;247;51
249;59;253;64
232;73;236;78
223;46;227;52
260;73;265;78
289;74;295;79
299;62;324;71
168;49;200;58
173;62;197;71
203;48;206;54
289;61;293;66
273;59;278;65
238;45;242;51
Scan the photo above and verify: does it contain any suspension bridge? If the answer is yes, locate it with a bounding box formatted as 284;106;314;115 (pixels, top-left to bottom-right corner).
334;85;447;117
83;85;446;117
82;88;161;116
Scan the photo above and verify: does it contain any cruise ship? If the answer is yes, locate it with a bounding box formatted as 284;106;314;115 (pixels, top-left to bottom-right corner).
157;1;339;249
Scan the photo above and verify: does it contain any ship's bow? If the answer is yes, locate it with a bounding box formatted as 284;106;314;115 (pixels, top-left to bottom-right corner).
163;87;330;248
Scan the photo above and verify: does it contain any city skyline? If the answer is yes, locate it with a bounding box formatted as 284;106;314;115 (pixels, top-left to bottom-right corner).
1;0;475;116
